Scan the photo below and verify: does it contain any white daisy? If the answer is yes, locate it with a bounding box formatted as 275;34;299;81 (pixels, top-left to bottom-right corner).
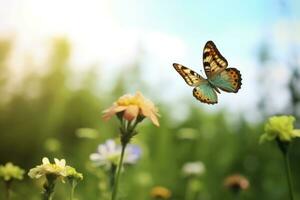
90;139;141;169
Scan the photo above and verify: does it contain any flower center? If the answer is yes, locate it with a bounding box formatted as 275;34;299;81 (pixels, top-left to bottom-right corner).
117;97;142;107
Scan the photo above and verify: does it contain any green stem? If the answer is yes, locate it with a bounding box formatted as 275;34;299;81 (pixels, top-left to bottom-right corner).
129;119;139;132
283;152;294;200
71;188;74;200
42;176;56;200
4;181;11;200
184;179;193;200
109;164;117;189
111;144;127;200
43;188;54;200
70;183;75;200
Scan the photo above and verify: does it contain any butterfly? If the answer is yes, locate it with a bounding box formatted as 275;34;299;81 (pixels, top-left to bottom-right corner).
173;41;242;104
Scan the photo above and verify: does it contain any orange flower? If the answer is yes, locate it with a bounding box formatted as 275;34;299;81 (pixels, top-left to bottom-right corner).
150;186;171;199
103;92;160;126
224;174;249;192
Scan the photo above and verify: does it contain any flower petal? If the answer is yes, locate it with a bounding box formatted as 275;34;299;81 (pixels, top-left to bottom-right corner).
140;105;152;118
102;106;127;121
42;157;50;164
123;105;139;121
149;112;160;127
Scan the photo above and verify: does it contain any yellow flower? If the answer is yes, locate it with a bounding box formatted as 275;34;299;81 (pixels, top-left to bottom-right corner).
150;186;171;199
28;157;67;179
224;174;249;191
103;91;160;126
260;115;300;143
0;162;25;181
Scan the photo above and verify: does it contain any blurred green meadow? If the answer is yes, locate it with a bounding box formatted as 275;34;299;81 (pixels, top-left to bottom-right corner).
0;0;300;200
0;37;299;200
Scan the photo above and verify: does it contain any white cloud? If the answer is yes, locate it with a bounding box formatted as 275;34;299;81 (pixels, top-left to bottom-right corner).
143;31;187;60
273;20;300;46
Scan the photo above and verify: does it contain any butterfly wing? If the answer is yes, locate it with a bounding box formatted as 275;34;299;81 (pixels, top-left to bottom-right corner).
210;68;242;93
193;83;218;104
173;63;206;86
203;41;228;78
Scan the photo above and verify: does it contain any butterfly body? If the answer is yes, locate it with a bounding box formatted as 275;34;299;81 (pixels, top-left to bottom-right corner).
173;41;242;104
206;79;221;94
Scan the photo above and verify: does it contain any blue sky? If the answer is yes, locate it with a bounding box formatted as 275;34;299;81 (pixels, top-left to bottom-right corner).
113;0;286;58
0;0;299;118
